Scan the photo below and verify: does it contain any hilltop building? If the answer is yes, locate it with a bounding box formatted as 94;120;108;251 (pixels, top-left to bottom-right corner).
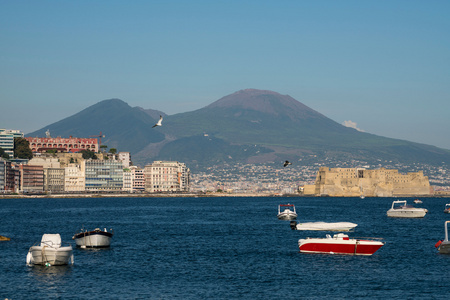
144;161;190;193
0;129;24;158
26;136;99;153
302;167;432;197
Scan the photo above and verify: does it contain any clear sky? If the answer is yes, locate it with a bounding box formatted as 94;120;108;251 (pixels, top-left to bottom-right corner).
1;1;449;149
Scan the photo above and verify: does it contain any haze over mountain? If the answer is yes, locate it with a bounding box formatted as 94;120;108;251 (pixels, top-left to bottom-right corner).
27;89;450;170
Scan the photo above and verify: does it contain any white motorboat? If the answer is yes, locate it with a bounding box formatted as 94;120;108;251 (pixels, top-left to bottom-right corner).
413;199;422;204
386;200;428;218
72;227;113;248
290;221;357;231
444;204;450;214
298;233;384;256
435;221;450;254
26;234;74;266
277;204;297;220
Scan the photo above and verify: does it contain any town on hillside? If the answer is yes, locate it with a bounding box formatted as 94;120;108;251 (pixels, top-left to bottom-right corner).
1;128;449;197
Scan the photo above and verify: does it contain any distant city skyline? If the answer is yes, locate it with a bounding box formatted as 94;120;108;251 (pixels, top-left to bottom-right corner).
1;1;449;150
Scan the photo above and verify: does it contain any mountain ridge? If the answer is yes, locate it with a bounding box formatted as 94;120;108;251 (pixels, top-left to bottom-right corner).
27;89;450;170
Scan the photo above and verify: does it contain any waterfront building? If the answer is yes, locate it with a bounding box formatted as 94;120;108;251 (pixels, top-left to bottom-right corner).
302;167;431;197
0;129;24;158
0;159;7;192
118;152;131;168
19;164;44;193
84;160;123;191
65;163;85;192
44;168;65;193
26;136;99;153
144;161;190;193
123;168;133;192
130;166;145;192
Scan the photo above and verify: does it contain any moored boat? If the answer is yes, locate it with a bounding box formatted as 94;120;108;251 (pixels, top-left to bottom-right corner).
413;199;422;204
290;221;357;231
72;227;113;248
444;204;450;214
277;204;297;220
0;235;10;241
298;233;384;256
435;221;450;254
26;234;74;266
386;200;428;218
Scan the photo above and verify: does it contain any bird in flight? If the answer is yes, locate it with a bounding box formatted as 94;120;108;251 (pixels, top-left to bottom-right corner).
283;160;292;167
152;115;163;128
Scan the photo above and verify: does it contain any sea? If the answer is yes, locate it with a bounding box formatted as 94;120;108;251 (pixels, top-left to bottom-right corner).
1;196;449;299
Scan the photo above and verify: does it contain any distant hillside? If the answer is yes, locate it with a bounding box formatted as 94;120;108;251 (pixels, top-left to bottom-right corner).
27;90;450;170
27;99;165;154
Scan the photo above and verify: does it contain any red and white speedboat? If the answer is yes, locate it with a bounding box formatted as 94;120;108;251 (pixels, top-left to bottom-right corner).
298;233;384;256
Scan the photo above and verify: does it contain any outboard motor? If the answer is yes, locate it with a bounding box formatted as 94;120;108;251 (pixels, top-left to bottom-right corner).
290;221;297;230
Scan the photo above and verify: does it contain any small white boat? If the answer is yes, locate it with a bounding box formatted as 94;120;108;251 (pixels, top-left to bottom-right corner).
413;199;422;204
444;204;450;214
298;233;384;256
277;204;297;220
26;234;74;266
435;221;450;254
386;200;428;218
290;221;357;231
72;227;113;248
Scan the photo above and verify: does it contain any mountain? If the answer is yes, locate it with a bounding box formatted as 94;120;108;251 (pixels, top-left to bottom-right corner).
27;90;450;170
27;99;165;154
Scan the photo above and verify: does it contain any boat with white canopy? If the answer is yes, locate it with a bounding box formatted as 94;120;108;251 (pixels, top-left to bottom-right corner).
26;234;74;266
386;200;428;218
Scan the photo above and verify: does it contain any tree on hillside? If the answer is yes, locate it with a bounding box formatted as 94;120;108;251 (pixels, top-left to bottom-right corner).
14;137;33;159
100;145;108;153
81;150;97;160
0;147;10;160
109;148;117;154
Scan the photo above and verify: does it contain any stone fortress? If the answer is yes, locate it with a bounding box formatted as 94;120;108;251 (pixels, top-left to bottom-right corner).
302;167;432;197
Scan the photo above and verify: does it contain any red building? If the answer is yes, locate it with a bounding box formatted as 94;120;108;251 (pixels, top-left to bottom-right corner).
19;164;44;193
26;136;99;153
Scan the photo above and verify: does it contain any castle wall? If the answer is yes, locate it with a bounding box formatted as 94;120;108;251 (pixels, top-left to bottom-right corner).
309;167;431;197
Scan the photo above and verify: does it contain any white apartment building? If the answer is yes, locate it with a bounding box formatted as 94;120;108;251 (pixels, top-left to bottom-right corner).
130;166;145;192
144;161;190;193
123;168;133;192
118;152;131;168
65;163;85;192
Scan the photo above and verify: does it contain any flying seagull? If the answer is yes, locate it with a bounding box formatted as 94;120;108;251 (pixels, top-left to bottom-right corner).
283;160;292;167
152;115;163;128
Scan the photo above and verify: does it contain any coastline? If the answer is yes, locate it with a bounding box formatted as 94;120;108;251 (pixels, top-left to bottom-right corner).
1;192;448;199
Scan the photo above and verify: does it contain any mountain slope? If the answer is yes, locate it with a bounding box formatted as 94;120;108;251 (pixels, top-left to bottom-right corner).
27;99;165;154
149;89;450;168
26;90;450;170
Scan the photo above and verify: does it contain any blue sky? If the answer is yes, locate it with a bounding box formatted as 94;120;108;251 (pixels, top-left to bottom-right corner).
1;1;449;149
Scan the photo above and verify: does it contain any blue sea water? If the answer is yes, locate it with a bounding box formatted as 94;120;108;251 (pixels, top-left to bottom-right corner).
1;196;450;299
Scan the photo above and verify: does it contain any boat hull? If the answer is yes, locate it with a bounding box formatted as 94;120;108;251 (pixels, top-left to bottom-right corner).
293;221;357;231
73;230;113;248
298;238;384;256
28;246;73;265
438;241;450;254
387;209;427;218
277;212;298;220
